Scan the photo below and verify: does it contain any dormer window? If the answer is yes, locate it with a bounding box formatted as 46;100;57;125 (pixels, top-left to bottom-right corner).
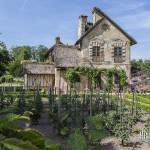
92;46;104;62
114;47;123;63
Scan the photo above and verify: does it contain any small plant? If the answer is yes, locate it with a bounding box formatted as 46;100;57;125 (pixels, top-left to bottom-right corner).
34;87;43;114
67;129;86;150
0;138;39;150
17;90;26;114
87;115;109;145
0;91;5;110
132;128;141;134
60;127;70;137
104;111;120;133
113;114;133;146
144;117;150;143
30;108;41;125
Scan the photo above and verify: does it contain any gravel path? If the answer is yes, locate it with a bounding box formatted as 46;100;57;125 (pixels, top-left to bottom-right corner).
30;98;66;146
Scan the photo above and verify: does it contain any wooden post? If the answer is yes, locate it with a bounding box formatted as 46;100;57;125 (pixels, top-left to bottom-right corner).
90;86;93;117
131;91;135;116
58;69;61;118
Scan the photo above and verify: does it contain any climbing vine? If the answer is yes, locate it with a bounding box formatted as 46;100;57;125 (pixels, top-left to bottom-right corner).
66;68;80;88
66;67;126;90
106;68;115;92
118;69;126;91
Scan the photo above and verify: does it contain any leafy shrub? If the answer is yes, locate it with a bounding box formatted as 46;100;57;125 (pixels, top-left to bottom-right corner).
0;134;5;141
87;115;109;142
60;127;69;137
45;139;60;150
103;111;120;132
17;91;26;114
67;129;86;150
88;129;108;143
23;111;33;117
46;144;60;150
20;129;45;149
0;76;5;83
0;114;30;129
34;88;43;113
113;114;134;145
0;75;13;83
40;88;46;96
87;115;104;130
0;138;39;150
144;118;150;143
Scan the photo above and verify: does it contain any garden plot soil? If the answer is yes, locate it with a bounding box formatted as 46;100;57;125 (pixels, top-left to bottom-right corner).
101;121;150;150
101;136;149;150
30;98;149;150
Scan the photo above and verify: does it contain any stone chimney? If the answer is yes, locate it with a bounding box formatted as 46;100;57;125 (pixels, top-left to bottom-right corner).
55;37;61;45
92;7;103;25
77;15;88;39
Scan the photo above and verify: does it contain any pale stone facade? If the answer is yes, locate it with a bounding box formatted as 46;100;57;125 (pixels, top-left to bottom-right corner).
23;7;137;91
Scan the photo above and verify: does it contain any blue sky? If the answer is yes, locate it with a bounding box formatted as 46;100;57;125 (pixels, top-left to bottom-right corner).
0;0;150;59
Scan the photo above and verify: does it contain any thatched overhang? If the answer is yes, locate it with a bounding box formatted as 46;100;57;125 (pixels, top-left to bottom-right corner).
54;45;81;68
22;61;55;75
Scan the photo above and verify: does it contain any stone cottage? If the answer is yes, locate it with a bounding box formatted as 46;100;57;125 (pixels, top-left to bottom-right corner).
22;7;137;91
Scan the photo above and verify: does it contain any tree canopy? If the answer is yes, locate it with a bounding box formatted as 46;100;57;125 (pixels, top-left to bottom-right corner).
9;45;48;77
131;59;150;76
0;41;11;76
32;45;48;62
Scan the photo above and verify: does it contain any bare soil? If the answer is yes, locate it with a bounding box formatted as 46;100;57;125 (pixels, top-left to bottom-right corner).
30;98;150;150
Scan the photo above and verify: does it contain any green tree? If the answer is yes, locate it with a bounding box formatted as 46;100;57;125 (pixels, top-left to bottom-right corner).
33;45;48;62
9;60;23;77
131;59;150;76
0;41;11;76
8;46;32;77
12;46;32;61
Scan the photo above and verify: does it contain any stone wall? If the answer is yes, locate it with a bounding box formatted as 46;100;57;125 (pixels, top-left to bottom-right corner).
80;18;131;79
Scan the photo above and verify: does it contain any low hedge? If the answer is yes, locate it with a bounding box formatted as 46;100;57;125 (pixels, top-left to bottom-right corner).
125;99;150;111
126;94;150;105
